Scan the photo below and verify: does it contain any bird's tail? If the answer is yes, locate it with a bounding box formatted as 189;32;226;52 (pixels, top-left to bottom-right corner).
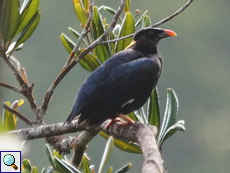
63;111;76;126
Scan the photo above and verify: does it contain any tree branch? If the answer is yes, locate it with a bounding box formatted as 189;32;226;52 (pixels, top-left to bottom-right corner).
0;100;33;127
151;0;194;27
0;81;21;94
9;120;164;173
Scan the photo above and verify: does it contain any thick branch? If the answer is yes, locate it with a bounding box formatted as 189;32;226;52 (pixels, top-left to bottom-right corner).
9;120;164;173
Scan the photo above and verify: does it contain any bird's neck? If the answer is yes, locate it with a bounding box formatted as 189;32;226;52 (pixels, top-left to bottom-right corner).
133;44;158;56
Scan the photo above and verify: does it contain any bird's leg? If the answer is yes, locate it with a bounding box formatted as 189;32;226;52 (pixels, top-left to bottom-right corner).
116;113;135;125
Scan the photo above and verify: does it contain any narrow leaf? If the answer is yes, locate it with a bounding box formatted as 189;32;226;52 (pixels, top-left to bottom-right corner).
157;89;179;144
106;167;113;173
16;0;39;36
32;167;38;173
44;144;55;168
116;163;132;173
127;112;138;121
100;131;141;154
6;0;20;46
98;136;114;173
83;0;89;13
158;121;185;148
13;10;40;51
79;49;100;72
115;12;134;53
53;157;74;173
61;160;81;173
147;88;160;129
82;155;91;173
92;6;111;63
124;0;130;13
74;4;87;27
68;27;88;46
2;101;16;131
60;33;75;54
22;159;32;173
98;6;122;22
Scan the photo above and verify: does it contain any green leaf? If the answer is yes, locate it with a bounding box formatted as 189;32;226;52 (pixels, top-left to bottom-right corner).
15;0;39;36
83;0;89;13
147;88;160;129
79;49;100;72
2;101;15;131
22;159;32;173
115;12;134;53
142;15;151;28
68;27;88;46
98;6;122;22
124;0;130;13
53;157;73;173
0;0;20;49
127;112;138;121
98;136;114;173
135;10;148;27
82;155;91;173
32;167;39;173
92;6;111;63
157;89;179;145
61;160;81;173
74;4;87;27
116;163;132;173
60;33;75;54
106;167;113;173
13;10;40;52
44;144;55;169
158;120;185;147
100;131;142;154
46;166;54;173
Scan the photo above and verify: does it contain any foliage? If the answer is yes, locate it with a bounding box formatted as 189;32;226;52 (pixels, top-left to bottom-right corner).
0;0;186;172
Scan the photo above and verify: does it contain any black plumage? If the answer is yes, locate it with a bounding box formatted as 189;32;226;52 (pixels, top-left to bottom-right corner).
64;27;176;127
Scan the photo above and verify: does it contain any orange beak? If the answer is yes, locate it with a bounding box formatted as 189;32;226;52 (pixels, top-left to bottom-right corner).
163;29;177;37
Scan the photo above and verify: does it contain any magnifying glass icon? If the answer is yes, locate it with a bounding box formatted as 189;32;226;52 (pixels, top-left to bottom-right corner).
3;154;18;170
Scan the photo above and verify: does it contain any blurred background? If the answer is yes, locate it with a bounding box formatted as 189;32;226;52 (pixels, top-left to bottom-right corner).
1;0;230;172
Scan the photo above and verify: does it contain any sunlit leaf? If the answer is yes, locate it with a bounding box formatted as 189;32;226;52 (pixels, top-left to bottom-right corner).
147;88;160;130
98;136;114;173
92;6;111;63
127;112;138;121
32;167;39;173
83;0;89;13
2;101;16;131
100;131;142;154
106;167;113;173
22;159;32;173
61;160;81;173
60;33;75;54
79;49;100;72
74;4;87;27
115;12;134;53
73;0;81;6
142;15;151;28
82;155;91;173
16;0;39;36
124;0;130;13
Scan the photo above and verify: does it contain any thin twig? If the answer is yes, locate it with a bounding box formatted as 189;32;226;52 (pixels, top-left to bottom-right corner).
151;0;194;27
0;100;33;127
0;51;38;116
102;0;194;45
0;82;21;94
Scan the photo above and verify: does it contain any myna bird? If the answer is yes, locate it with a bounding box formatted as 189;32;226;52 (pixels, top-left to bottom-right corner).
64;27;176;127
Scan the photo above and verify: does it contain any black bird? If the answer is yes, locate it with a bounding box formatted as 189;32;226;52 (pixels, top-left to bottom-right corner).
64;27;176;127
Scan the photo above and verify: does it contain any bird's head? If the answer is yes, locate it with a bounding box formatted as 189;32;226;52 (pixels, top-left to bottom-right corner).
128;27;176;55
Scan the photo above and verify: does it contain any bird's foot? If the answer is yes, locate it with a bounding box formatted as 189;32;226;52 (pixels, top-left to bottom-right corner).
116;113;135;126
